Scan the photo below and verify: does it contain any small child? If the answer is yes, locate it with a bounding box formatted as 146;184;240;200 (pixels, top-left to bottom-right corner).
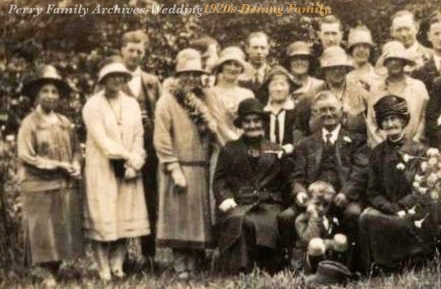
293;181;349;273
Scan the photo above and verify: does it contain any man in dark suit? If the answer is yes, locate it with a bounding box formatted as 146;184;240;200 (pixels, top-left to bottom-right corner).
390;10;433;71
412;13;441;148
239;32;272;104
120;30;161;265
412;13;441;92
213;98;291;273
280;91;369;270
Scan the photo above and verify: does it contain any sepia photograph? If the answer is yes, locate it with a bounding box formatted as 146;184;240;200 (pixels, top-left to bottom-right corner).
1;0;441;288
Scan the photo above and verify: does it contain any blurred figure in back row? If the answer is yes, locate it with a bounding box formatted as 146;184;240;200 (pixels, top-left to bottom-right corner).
119;30;161;266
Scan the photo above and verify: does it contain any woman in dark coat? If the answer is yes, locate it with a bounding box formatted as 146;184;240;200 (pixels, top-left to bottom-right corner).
18;65;84;288
213;98;291;273
359;95;436;274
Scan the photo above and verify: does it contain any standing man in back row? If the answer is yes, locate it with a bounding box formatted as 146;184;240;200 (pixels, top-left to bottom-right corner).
120;30;162;266
240;32;272;104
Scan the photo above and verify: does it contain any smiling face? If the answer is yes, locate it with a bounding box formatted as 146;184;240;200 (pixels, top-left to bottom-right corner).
391;14;418;48
246;35;269;67
351;43;371;65
289;56;310;76
103;73;127;95
381;114;405;140
221;60;243;82
121;41;145;71
324;66;348;86
314;94;342;131
177;71;203;94
384;58;406;77
241;113;264;139
268;74;291;103
38;83;60;113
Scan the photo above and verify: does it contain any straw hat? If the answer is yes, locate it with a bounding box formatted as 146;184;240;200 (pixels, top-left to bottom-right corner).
175;48;206;74
320;46;354;69
286;41;313;58
374;41;416;76
22;65;71;100
212;46;247;72
347;26;375;50
98;61;132;84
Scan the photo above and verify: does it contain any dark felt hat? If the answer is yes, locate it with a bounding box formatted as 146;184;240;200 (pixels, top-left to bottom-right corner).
233;98;264;128
304;260;352;285
374;94;410;129
22;65;71;100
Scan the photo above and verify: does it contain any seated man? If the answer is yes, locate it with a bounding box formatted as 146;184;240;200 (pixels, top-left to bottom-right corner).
281;91;369;270
213;98;291;273
359;95;436;275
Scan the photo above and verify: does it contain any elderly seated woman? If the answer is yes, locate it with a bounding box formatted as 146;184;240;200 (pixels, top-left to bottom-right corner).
213;98;292;273
359;95;438;275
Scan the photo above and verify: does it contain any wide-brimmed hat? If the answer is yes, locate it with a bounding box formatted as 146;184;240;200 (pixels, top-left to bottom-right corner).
320;46;354;69
304;260;352;286
212;46;247;72
175;48;206;75
233;98;264;128
286;41;313;58
261;65;298;91
98;61;132;84
374;94;410;129
374;41;416;76
347;26;375;51
22;65;71;100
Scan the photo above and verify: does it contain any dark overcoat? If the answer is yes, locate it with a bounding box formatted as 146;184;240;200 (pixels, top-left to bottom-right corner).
359;139;437;273
213;137;291;257
291;129;369;203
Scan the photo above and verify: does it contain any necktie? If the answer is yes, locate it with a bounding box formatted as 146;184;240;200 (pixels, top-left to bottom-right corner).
255;71;262;85
325;133;333;147
274;112;281;145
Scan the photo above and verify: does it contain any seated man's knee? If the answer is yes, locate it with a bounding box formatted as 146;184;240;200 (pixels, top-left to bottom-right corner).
307;238;326;257
278;207;297;225
344;202;362;221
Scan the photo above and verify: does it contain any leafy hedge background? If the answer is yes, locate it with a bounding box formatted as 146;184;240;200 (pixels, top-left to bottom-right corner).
0;0;441;270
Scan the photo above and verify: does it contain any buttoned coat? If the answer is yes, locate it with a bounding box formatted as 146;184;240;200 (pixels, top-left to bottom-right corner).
154;89;229;249
213;138;291;257
291;129;369;202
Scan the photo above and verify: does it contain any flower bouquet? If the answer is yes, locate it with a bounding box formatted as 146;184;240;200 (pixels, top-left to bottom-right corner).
408;148;441;229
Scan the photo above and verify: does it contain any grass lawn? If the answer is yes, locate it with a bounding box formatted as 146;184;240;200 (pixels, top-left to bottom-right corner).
1;248;441;289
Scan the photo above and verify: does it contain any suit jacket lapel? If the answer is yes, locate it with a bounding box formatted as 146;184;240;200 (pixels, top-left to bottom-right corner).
311;133;323;178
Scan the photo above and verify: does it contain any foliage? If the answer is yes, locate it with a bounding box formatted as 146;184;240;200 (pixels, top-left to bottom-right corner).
2;0;441;282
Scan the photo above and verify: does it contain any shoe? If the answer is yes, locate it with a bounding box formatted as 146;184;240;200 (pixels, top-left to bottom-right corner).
177;271;190;280
98;270;112;282
111;269;126;278
41;277;57;289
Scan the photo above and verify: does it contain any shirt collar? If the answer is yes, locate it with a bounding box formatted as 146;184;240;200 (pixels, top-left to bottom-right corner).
433;54;441;71
263;99;295;113
322;124;341;144
406;41;419;54
131;67;142;77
